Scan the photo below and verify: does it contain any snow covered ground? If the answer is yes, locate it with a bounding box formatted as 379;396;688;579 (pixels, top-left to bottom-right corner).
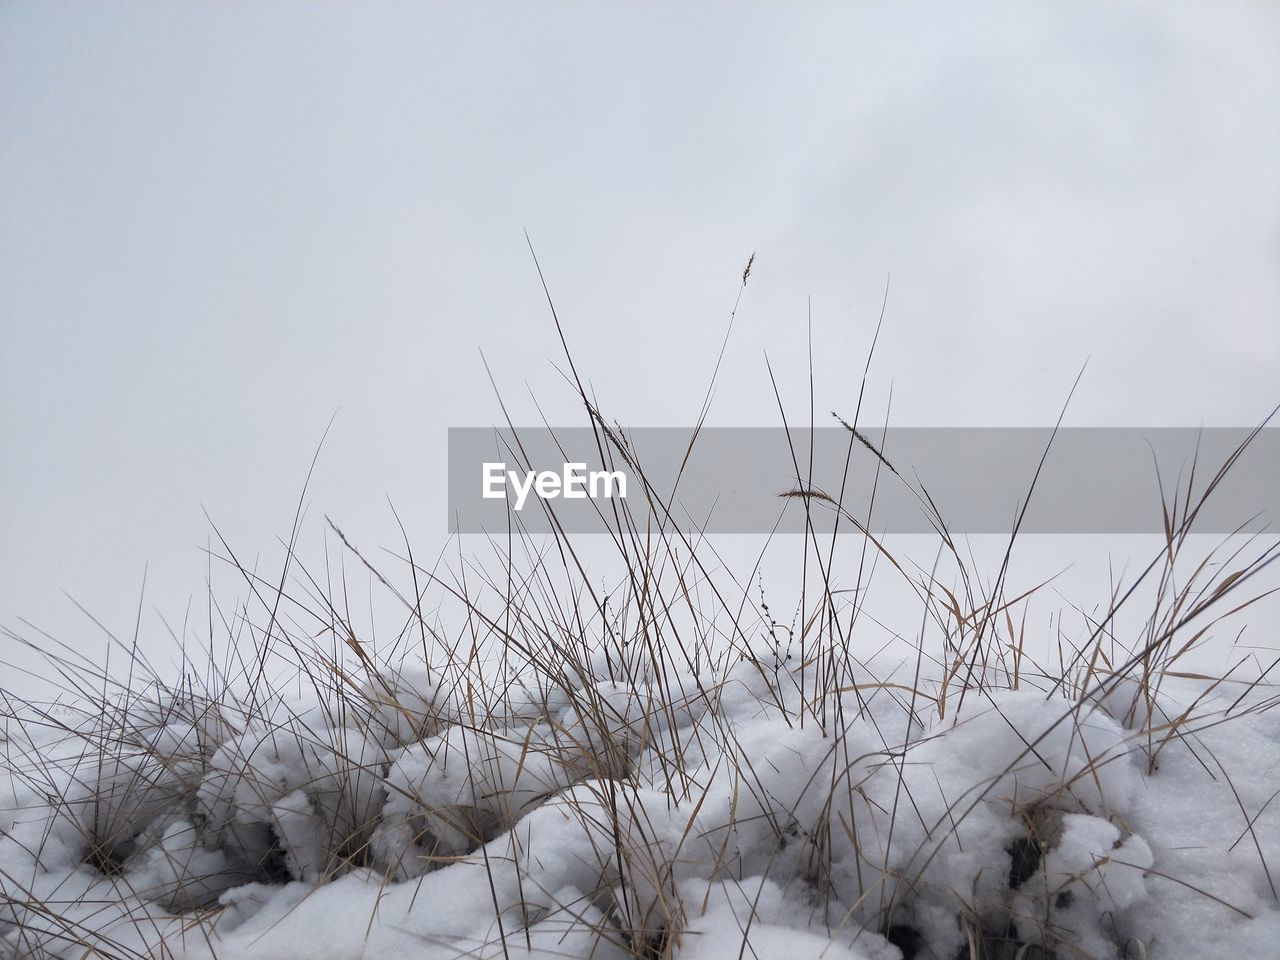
3;626;1277;960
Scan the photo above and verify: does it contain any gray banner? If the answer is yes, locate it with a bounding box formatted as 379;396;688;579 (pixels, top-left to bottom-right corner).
447;427;1279;535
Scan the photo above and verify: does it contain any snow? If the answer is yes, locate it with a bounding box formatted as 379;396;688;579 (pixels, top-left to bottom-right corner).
3;654;1278;960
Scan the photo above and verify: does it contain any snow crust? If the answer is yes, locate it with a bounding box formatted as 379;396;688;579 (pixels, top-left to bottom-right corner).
3;659;1277;960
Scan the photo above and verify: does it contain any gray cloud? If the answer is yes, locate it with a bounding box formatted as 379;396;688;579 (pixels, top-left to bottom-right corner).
2;1;1276;683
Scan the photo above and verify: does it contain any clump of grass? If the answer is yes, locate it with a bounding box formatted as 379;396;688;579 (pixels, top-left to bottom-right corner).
2;279;1276;960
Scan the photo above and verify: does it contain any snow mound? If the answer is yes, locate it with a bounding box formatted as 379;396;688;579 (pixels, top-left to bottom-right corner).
3;659;1278;960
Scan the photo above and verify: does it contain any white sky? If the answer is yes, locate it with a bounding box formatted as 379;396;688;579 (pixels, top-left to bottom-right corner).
2;2;1278;688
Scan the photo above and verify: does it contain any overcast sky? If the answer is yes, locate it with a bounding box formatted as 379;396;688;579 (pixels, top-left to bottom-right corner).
2;2;1277;687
